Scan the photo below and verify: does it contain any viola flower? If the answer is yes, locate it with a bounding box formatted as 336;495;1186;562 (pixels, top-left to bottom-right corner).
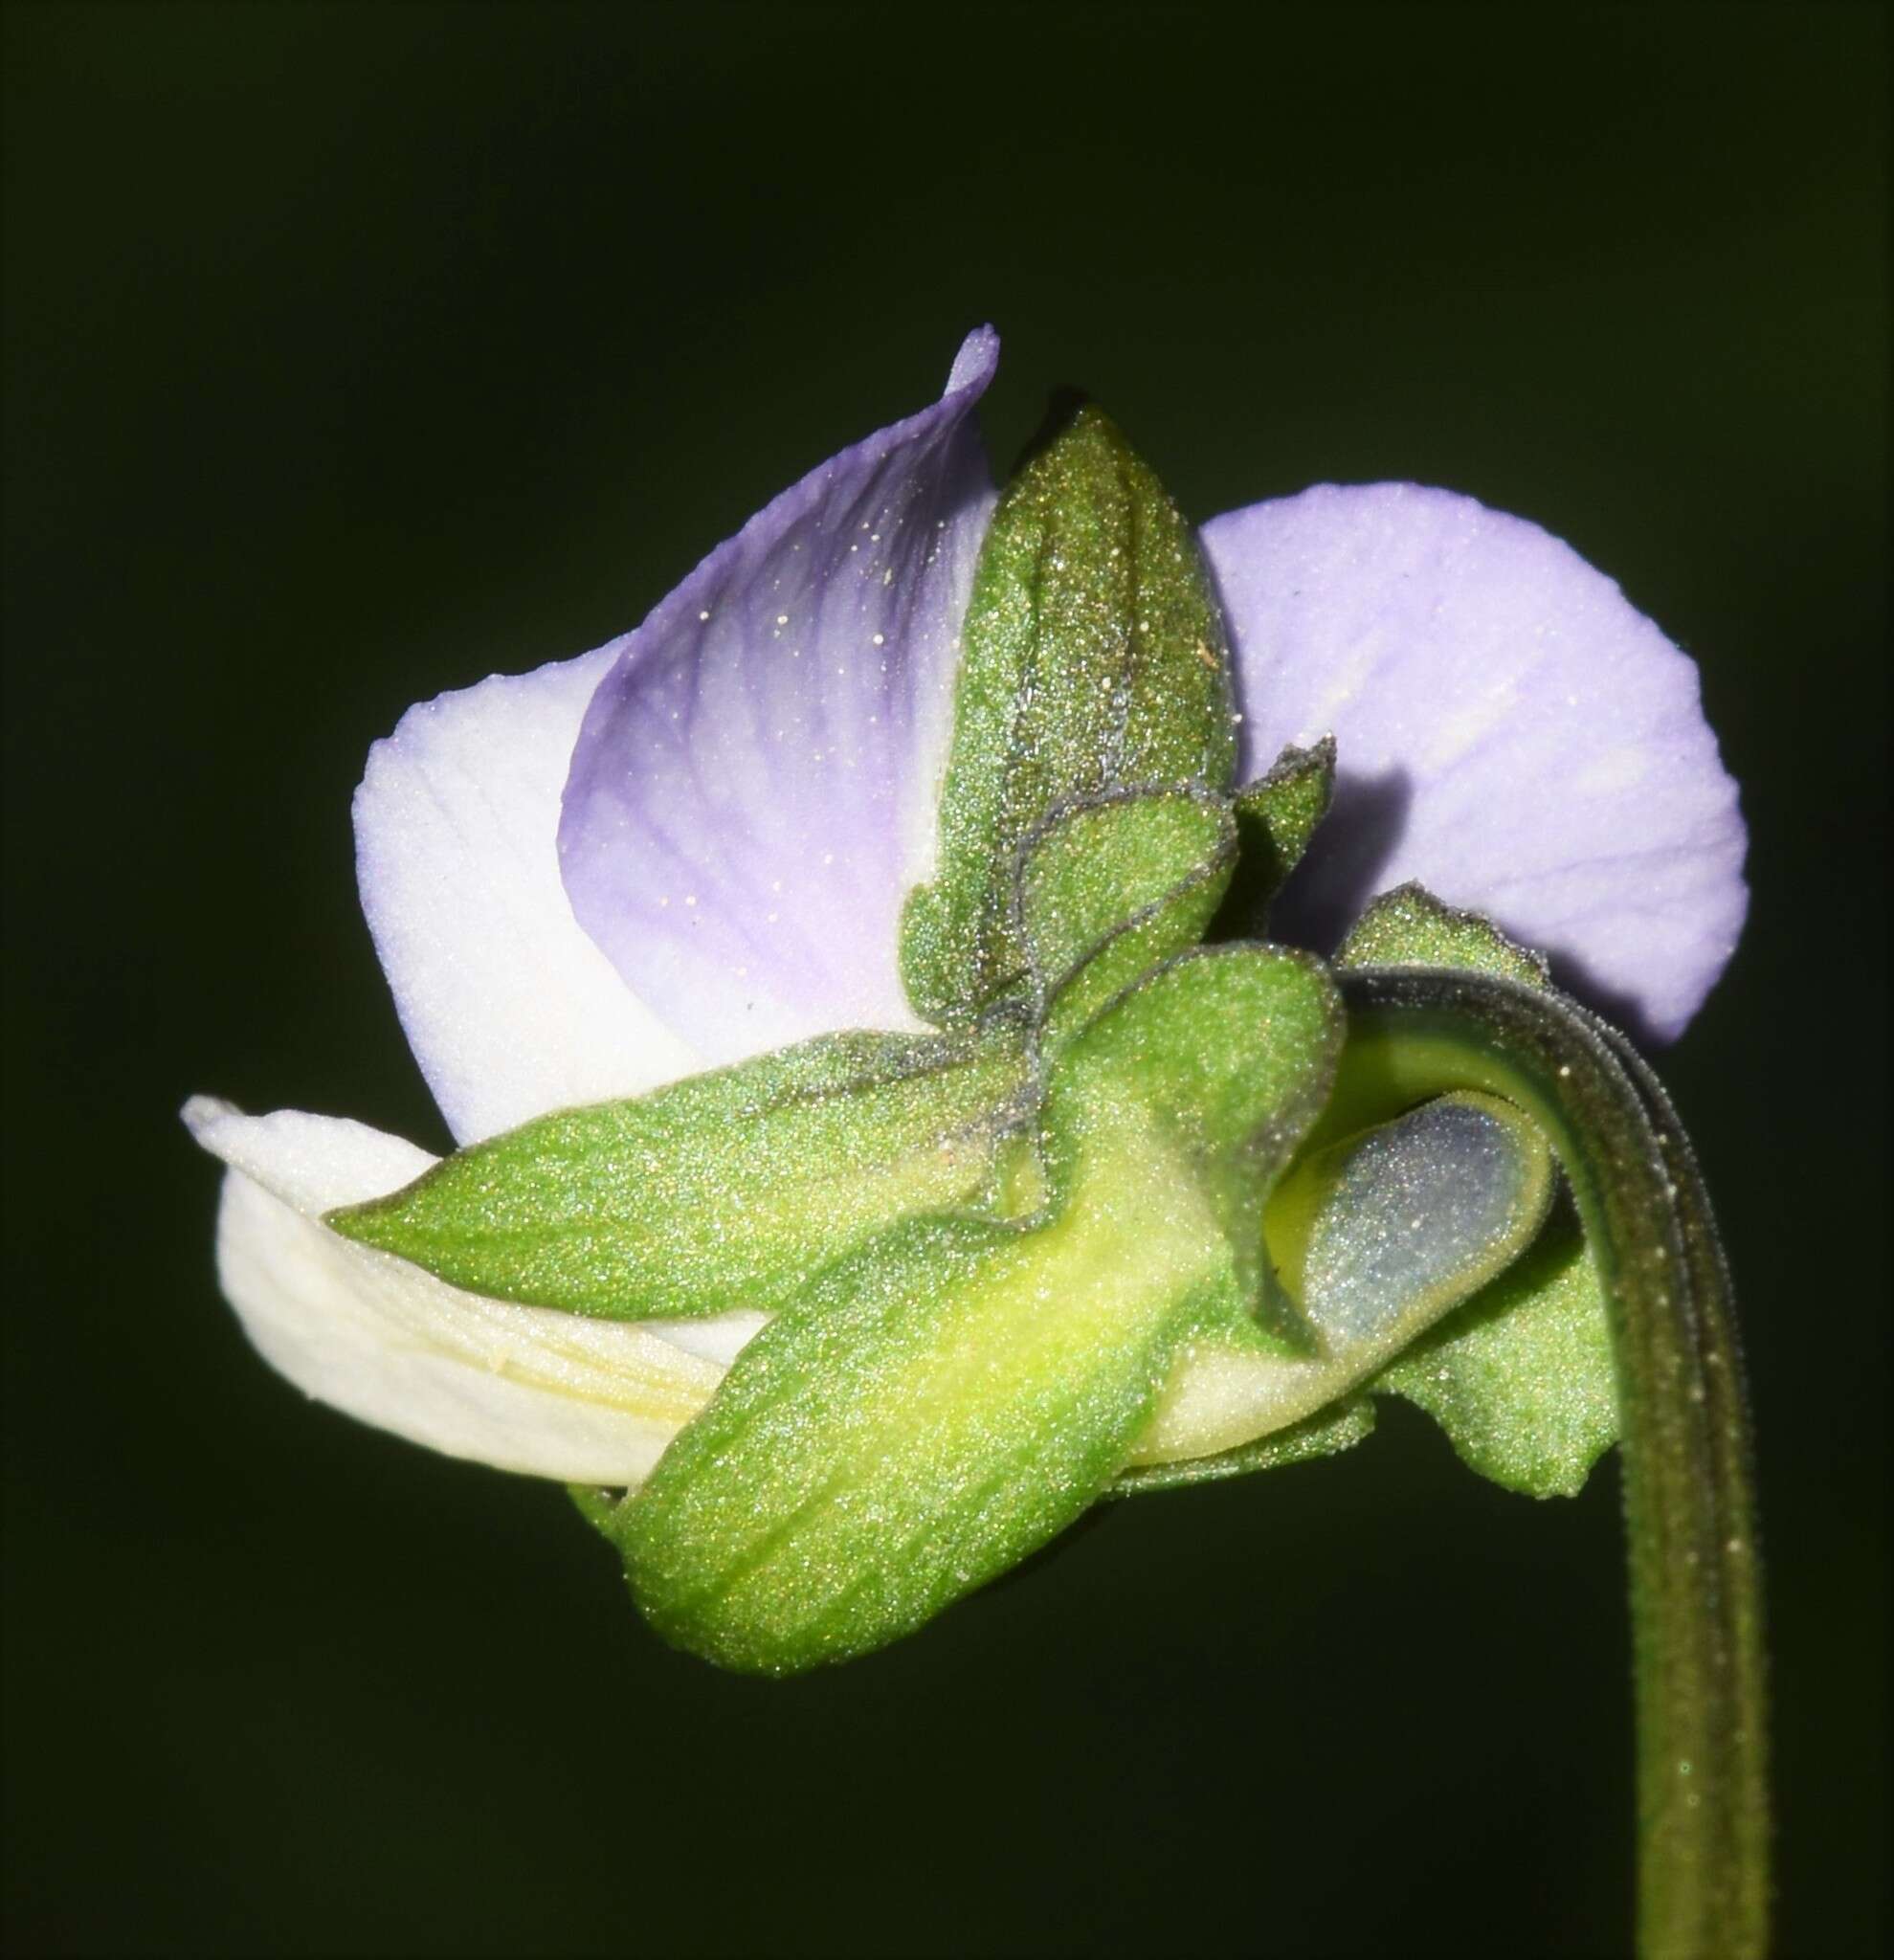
184;322;1746;1611
187;327;1772;1956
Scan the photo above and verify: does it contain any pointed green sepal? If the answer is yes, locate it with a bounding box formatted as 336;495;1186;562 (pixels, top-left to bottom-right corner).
901;407;1237;1026
1213;736;1337;934
1336;880;1549;991
327;1027;1031;1321
1015;787;1237;1052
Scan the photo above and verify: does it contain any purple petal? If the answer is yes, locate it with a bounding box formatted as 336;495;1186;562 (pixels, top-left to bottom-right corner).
355;643;702;1146
559;328;1000;1064
1201;483;1747;1040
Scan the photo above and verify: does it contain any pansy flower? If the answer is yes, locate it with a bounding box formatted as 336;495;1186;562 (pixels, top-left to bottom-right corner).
186;327;1763;1951
184;316;1747;1576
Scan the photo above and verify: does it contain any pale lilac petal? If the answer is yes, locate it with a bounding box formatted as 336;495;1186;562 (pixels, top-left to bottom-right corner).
182;1097;724;1485
559;327;1000;1065
1201;484;1747;1039
355;642;701;1146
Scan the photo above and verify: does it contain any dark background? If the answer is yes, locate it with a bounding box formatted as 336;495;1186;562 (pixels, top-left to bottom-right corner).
4;4;1886;1955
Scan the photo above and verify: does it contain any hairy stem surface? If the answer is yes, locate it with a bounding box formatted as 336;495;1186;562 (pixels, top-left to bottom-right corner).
1336;967;1768;1960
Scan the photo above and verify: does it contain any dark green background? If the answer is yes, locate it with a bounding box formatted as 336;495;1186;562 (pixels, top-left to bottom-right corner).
4;5;1886;1954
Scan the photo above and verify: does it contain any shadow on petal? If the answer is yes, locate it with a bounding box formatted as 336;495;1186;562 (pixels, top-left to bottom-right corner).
1269;765;1415;955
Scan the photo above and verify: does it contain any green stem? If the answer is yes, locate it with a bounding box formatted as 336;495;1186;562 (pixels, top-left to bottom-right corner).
1336;968;1769;1960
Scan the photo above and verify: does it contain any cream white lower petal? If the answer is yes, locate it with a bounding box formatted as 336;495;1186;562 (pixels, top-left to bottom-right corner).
1129;1339;1333;1466
184;1097;724;1485
637;1310;768;1368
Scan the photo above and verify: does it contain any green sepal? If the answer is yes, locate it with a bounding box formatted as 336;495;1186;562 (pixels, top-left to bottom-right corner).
327;1026;1031;1321
1326;881;1620;1496
1212;736;1337;935
1015;787;1237;1053
606;1206;1212;1676
1336;880;1549;990
601;946;1341;1674
1109;1398;1374;1496
1062;945;1344;1311
1372;1204;1615;1498
900;408;1237;1028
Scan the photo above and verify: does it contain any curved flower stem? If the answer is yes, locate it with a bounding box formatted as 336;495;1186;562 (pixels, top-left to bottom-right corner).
1335;968;1769;1960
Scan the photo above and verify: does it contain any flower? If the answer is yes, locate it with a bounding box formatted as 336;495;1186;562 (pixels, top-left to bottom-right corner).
185;325;1745;1503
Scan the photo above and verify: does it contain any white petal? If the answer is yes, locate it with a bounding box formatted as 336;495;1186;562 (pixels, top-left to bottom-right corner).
184;1096;723;1485
354;641;702;1147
